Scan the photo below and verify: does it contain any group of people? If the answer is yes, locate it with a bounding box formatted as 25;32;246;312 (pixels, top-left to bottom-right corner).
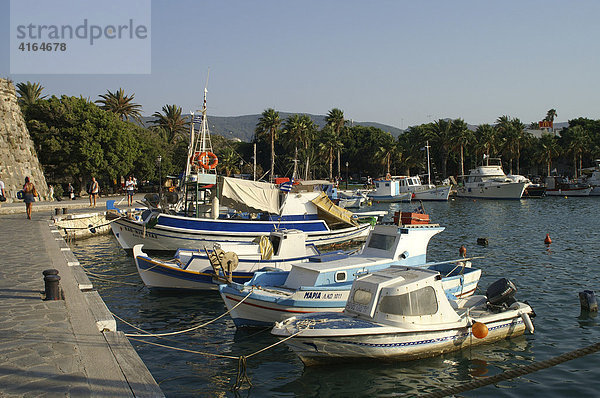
0;174;137;220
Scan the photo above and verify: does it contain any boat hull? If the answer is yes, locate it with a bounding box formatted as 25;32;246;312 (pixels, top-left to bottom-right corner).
283;315;526;366
412;185;452;201
368;192;412;203
112;216;371;251
456;182;526;199
546;187;592;196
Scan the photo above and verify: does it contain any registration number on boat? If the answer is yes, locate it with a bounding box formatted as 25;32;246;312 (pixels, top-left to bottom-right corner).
303;292;343;300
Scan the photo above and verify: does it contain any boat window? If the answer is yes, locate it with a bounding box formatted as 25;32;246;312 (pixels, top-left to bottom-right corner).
400;180;406;186
367;233;396;251
385;183;390;187
407;179;414;186
335;271;347;282
378;286;438;316
352;289;372;305
375;182;380;188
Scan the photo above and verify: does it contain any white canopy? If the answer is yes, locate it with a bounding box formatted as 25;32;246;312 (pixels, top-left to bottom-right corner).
220;177;280;214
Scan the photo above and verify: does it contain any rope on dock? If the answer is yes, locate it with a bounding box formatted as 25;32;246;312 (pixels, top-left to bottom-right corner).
118;290;254;338
420;341;600;398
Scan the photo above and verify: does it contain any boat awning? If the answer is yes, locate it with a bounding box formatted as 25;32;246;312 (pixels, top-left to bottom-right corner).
220;177;280;214
310;192;358;227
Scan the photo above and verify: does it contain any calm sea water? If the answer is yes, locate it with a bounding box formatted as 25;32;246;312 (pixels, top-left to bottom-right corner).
71;197;600;397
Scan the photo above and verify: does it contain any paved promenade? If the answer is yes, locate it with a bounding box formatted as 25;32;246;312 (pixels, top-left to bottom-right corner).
0;196;163;396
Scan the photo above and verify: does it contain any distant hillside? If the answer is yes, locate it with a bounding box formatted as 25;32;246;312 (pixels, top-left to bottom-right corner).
142;113;403;142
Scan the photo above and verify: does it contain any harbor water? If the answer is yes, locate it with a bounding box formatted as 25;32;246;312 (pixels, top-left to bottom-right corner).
71;197;600;397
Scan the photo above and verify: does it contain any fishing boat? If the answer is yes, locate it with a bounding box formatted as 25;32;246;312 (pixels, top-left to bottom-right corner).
111;88;371;251
456;157;526;199
271;267;534;366
133;229;329;290
338;190;369;208
368;143;450;202
507;175;546;198
544;176;591;197
219;215;481;327
582;160;600;196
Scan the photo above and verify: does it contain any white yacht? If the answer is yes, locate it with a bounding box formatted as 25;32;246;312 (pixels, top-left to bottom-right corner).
456;158;526;199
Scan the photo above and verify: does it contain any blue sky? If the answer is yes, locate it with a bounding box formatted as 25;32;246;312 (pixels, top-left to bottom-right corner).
2;0;599;128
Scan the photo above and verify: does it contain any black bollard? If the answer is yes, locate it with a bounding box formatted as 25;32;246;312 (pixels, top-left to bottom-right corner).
43;269;58;277
579;290;598;312
54;208;61;216
43;271;61;301
62;208;68;214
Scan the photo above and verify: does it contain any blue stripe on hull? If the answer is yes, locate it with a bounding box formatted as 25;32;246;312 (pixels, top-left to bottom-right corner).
137;257;253;285
157;216;328;233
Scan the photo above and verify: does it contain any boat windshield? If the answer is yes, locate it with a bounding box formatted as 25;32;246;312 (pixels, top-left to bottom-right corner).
378;286;438;316
367;233;397;251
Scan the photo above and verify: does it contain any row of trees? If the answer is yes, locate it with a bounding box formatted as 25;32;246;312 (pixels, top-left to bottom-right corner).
15;81;600;190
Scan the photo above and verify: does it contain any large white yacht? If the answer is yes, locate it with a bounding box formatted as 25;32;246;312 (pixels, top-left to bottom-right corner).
456;157;526;199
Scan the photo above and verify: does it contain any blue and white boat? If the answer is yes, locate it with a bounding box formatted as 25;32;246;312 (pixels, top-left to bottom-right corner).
111;88;371;251
219;221;482;327
271;268;534;366
132;229;333;290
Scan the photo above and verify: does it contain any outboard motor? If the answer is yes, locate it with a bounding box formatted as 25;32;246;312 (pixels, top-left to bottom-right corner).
486;278;517;310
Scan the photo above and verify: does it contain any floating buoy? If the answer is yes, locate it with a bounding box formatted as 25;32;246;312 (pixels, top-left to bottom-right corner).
477;237;488;246
544;234;552;245
472;322;488;339
459;245;467;258
579;290;598;312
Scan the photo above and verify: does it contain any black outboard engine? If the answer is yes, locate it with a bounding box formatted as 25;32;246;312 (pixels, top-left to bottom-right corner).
486;278;517;311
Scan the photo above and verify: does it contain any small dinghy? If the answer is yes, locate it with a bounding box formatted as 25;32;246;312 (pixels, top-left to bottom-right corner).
133;229;324;290
271;267;534;366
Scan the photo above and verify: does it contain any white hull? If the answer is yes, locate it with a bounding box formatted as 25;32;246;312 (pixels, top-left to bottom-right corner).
412;185;452;201
456;182;526;199
112;217;371;251
546;187;592;196
283;316;526;365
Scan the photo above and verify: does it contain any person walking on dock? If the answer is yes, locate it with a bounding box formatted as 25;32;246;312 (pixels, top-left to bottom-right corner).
68;183;75;200
88;177;99;207
0;176;6;204
23;176;37;219
125;176;135;206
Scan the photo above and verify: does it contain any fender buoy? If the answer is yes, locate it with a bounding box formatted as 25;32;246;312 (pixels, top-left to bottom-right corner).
544;233;552;245
386;173;392;180
459;245;467;258
472;322;488;339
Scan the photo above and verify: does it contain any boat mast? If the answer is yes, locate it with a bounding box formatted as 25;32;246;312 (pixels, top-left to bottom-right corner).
425;141;431;185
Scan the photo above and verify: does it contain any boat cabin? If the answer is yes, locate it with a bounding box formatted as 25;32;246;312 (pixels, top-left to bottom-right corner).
344;267;460;325
255;229;313;259
282;224;444;290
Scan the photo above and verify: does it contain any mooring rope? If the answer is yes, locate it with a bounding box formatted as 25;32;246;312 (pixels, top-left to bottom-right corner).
420;341;600;398
118;290;254;338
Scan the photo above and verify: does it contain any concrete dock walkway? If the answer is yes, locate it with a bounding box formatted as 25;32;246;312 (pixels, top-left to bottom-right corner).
0;197;163;396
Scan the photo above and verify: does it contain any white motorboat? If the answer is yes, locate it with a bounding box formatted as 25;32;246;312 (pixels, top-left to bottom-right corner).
133;229;325;290
583;160;600;196
456;157;526;199
271;267;535;366
219;215;481;327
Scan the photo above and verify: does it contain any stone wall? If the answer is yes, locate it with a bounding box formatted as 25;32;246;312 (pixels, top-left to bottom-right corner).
0;78;48;202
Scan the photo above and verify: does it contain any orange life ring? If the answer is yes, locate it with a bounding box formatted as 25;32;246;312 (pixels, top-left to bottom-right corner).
190;151;219;170
199;151;219;170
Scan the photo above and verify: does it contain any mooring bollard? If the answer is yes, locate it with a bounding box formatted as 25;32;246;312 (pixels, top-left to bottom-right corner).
62;208;68;214
54;208;61;216
579;290;598;312
43;269;61;300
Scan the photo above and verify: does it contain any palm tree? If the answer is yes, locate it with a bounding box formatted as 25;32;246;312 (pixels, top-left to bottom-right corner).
474;124;498;159
96;88;143;123
511;118;527;174
537;133;560;176
151;104;190;144
218;147;240;177
426;119;453;178
567;125;590;178
325;108;346;178
255;108;281;182
317;126;342;181
284;114;309;180
545;109;557;122
496;115;518;173
300;116;318;180
451;118;474;180
15;81;47;106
